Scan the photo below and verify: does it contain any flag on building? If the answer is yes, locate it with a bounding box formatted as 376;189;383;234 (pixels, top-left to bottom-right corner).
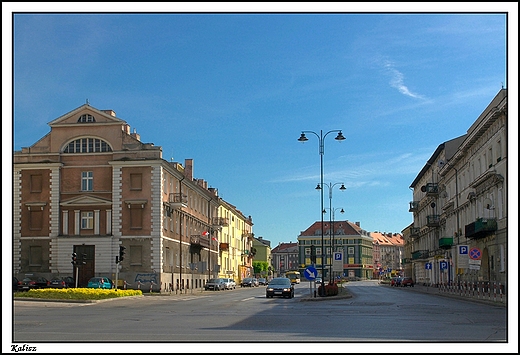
202;231;209;236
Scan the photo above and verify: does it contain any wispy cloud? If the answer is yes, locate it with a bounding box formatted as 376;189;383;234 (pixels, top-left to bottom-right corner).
384;60;426;100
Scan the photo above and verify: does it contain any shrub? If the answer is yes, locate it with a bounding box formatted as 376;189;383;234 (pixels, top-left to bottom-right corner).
14;288;142;300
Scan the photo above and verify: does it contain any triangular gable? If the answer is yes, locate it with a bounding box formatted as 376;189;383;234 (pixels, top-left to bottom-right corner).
60;195;113;207
49;104;126;126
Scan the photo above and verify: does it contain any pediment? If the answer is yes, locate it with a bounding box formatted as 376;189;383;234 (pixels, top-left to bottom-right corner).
49;104;126;126
60;195;113;207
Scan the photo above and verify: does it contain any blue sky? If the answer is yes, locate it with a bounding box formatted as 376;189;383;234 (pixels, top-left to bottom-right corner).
5;4;516;250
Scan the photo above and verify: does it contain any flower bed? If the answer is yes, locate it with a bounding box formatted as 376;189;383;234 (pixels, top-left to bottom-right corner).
14;288;142;300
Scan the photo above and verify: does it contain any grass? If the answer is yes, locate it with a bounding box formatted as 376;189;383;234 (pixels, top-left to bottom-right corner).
14;288;143;300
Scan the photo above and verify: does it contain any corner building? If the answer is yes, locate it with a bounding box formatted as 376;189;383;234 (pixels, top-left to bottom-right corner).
13;103;248;291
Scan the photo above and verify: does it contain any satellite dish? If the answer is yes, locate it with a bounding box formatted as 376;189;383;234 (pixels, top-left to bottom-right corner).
484;198;494;209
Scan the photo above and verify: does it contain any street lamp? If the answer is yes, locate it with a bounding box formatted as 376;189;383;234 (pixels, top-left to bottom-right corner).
298;130;345;295
323;205;345;283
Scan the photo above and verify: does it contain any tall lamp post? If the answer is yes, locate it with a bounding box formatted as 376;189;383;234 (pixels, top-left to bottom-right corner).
323;206;345;283
298;130;345;295
318;182;346;282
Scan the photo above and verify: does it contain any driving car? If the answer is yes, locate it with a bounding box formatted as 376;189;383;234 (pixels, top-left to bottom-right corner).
204;278;226;291
18;276;50;291
222;278;236;290
401;277;415;287
87;277;113;289
315;277;322;284
49;276;75;288
240;277;255;287
266;277;295;298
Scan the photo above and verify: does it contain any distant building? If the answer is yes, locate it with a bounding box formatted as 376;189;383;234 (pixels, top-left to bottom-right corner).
371;232;404;278
271;242;298;277
297;220;373;280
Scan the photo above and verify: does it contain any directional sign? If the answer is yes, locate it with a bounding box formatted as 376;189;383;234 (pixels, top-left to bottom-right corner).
439;261;448;270
304;266;318;281
425;262;432;270
469;247;482;260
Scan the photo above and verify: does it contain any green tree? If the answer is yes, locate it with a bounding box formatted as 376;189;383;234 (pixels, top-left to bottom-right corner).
252;261;269;277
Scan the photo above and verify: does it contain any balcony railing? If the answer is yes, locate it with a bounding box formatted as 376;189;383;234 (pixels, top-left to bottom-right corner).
409;201;419;212
426;215;440;227
212;217;229;227
465;218;497;239
242;231;254;239
190;235;210;248
439;237;453;249
168;193;188;208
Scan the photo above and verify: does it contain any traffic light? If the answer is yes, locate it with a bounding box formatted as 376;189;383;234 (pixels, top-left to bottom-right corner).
81;253;87;265
310;245;316;264
71;252;77;265
119;246;126;262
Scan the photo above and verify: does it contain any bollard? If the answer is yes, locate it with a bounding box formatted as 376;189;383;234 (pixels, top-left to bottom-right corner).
137;280;141;290
124;280;127;290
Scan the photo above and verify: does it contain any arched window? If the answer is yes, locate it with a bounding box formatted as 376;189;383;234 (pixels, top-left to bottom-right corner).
63;138;112;153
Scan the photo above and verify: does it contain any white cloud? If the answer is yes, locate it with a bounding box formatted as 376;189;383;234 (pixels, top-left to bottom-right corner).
384;60;425;100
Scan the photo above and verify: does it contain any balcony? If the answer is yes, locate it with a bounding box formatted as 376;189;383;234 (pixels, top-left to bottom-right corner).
411;250;429;260
465;218;497;239
426;215;440;227
410;227;420;236
425;183;439;196
190;235;210;248
409;201;419;212
168;193;188;208
242;231;254;239
212;217;229;227
438;237;453;249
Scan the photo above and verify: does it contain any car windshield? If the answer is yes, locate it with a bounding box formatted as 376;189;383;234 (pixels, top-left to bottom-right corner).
208;279;219;283
243;278;252;281
269;279;290;286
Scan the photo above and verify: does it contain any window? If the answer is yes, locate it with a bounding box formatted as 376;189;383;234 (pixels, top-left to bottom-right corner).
29;209;43;230
130;206;143;229
81;212;94;229
64;138;112;153
130;245;143;266
81;171;93;191
30;174;42;192
130;173;142;190
348;247;355;255
78;114;96;122
29;246;43;266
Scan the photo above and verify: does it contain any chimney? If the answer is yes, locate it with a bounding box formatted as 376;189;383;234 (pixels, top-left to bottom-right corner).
355;222;360;227
184;159;194;180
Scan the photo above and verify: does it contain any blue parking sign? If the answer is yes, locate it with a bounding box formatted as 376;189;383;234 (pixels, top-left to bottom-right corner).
459;245;468;254
439;261;448;270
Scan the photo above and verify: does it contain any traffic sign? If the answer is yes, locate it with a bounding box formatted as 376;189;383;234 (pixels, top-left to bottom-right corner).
459;245;469;255
333;252;343;272
304;266;318;281
439;261;448;270
425;262;432;270
469;247;482;260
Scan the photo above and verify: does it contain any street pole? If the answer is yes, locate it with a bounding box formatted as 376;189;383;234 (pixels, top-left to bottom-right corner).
298;129;345;296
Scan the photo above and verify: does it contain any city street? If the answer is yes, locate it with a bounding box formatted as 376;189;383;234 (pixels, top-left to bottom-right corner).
10;280;512;353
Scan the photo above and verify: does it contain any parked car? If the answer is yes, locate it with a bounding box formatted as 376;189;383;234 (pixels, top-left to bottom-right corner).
240;278;255;287
87;277;113;289
13;277;19;292
401;277;415;287
257;278;267;286
391;277;403;287
49;276;75;288
18;276;50;291
222;278;236;290
205;278;226;291
266;277;295;298
252;278;259;287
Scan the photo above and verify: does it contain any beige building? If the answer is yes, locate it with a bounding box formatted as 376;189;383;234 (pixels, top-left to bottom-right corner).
13;103;253;292
408;89;507;287
371;232;404;278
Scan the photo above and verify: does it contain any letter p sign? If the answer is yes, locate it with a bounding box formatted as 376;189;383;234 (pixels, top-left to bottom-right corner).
459;245;468;255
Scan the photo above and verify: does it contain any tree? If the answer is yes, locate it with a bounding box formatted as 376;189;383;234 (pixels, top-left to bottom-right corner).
252;261;269;276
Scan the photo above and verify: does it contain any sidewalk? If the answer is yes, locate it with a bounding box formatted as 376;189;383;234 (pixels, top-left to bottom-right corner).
386;282;507;307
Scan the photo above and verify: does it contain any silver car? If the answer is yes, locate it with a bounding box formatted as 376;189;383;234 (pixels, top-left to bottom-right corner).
204;278;226;291
222;278;236;290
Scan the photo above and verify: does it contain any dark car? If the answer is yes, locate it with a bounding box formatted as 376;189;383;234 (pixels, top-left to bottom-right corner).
258;277;267;286
18;276;50;291
240;278;255;287
266;277;294;298
13;277;19;292
49;276;75;288
401;277;414;287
